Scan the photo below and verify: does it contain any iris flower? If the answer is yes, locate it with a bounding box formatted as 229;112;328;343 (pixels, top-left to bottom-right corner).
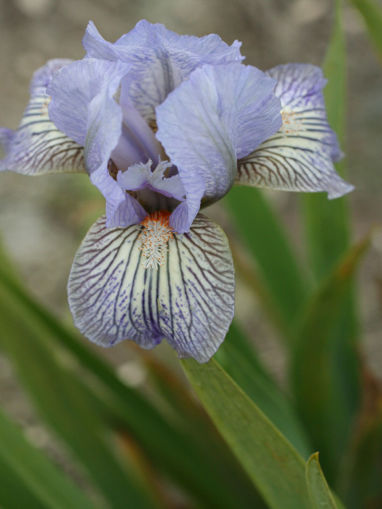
0;21;353;362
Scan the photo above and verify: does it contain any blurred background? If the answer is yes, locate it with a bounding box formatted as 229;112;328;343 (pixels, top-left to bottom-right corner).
0;0;381;503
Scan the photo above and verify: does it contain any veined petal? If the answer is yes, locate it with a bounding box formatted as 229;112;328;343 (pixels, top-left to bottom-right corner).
83;20;244;123
0;59;85;175
68;213;235;363
156;63;281;232
237;63;354;198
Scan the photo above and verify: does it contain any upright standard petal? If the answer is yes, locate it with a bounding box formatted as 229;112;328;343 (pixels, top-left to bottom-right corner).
237;63;354;198
48;58;138;222
156;63;281;232
0;59;85;175
83;20;243;123
68;213;235;363
48;58;128;150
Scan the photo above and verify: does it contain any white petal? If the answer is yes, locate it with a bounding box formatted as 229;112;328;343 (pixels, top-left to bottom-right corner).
68;214;235;362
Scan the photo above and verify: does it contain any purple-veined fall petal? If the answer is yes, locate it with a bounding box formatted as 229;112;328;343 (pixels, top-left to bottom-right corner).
68;213;235;363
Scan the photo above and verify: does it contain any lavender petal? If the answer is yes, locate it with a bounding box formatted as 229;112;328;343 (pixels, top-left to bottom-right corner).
47;58;148;222
83;20;244;123
156;63;282;232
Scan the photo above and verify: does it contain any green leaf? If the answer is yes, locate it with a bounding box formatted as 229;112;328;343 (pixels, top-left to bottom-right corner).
339;368;382;508
224;187;308;336
302;0;350;278
0;261;260;509
0;408;94;509
137;347;267;508
0;286;158;509
181;358;312;509
290;235;370;482
349;0;382;60
295;0;362;483
306;453;338;508
216;321;311;457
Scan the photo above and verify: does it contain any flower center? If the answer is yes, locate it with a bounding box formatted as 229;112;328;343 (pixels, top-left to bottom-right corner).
108;159;119;180
139;211;174;269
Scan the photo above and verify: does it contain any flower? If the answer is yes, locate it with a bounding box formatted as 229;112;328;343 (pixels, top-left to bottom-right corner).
0;21;353;362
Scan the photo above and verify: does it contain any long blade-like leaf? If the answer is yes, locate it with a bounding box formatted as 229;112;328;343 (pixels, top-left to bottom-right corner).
302;0;350;278
0;260;260;508
182;358;313;509
295;0;362;483
0;286;158;509
349;0;382;60
290;235;370;481
216;321;311;457
306;453;338;508
224;187;308;336
0;408;95;509
339;367;382;508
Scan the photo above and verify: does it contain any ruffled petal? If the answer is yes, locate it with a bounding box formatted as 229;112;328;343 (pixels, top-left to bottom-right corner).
83;20;243;123
156;63;281;232
68;213;235;363
48;58;139;221
0;59;85;175
48;58;129;162
236;63;354;198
